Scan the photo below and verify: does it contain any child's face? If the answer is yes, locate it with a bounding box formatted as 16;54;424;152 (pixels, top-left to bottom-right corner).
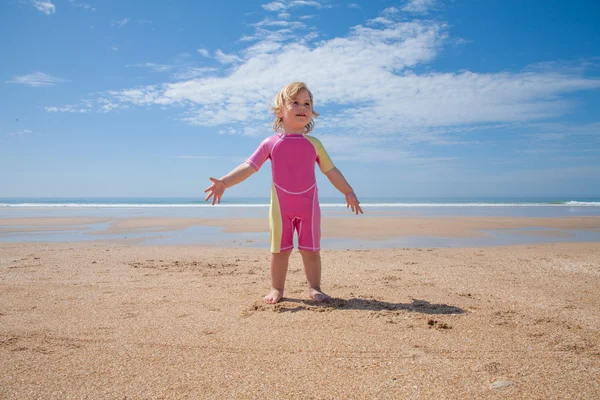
279;89;313;133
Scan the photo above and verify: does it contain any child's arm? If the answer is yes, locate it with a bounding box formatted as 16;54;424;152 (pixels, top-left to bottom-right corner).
324;167;363;215
204;162;256;205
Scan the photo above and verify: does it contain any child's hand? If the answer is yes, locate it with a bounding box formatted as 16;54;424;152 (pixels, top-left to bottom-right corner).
345;192;363;215
204;177;226;205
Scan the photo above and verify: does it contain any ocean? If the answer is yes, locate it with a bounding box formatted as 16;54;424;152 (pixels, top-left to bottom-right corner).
2;196;600;207
1;197;600;218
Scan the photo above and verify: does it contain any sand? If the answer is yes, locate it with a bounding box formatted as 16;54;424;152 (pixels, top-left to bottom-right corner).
1;230;599;398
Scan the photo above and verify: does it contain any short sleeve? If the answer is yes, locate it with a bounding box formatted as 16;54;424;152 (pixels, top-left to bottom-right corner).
246;137;272;171
306;136;335;174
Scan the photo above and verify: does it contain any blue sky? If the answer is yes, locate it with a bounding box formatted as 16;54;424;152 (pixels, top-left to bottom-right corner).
1;0;600;199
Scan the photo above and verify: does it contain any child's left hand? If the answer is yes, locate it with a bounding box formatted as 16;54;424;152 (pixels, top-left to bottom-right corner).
345;192;363;215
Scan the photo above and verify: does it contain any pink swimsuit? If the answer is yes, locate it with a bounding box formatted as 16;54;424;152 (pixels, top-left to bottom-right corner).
246;133;335;253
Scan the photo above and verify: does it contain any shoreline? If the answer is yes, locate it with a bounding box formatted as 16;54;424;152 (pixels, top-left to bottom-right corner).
1;215;600;248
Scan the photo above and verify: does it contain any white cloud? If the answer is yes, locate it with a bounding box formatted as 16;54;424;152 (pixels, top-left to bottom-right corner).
262;2;286;12
111;18;129;28
31;1;55;14
243;40;284;57
68;0;95;12
9;130;33;136
197;48;210;57
367;17;394;26
53;8;600;156
101;20;597;135
401;0;437;14
171;67;217;80
241;27;292;43
6;72;66;87
97;97;127;112
382;7;400;16
525;122;600;137
253;18;306;29
319;134;455;165
45;105;90;113
348;3;361;9
128;63;172;72
104;87;165;106
289;0;322;9
214;50;242;64
218;127;238;135
262;0;323;12
526;133;566;141
128;54;218;80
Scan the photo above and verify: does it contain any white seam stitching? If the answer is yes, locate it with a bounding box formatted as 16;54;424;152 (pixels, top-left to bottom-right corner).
270;135;285;171
312;188;316;250
274;183;316;195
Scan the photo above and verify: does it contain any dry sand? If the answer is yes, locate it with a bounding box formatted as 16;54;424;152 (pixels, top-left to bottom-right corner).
1;236;599;398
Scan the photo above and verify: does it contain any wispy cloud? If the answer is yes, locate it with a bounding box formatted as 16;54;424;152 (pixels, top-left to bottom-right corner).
128;63;173;73
171;67;217;80
68;0;95;12
262;0;323;12
46;105;90;113
252;18;306;29
111;18;129;28
401;0;437;14
525;122;600;137
9;129;33;136
6;72;66;87
46;100;92;113
127;58;217;80
46;4;600;164
30;0;55;15
262;2;286;12
289;0;323;9
214;50;242;64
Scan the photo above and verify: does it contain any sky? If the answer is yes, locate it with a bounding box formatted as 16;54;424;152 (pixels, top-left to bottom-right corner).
1;0;600;200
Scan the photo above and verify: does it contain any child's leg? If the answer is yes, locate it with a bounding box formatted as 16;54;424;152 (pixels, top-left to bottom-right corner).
299;250;330;302
263;250;292;304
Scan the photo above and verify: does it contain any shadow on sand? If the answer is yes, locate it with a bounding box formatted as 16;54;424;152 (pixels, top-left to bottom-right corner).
273;298;465;315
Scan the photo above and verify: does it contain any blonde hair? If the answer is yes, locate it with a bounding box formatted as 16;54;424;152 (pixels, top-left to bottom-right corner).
272;82;320;134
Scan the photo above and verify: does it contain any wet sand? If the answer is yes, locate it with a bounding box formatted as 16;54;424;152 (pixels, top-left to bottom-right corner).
2;215;600;239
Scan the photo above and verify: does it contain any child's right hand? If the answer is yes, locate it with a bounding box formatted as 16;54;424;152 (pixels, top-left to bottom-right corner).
204;177;226;205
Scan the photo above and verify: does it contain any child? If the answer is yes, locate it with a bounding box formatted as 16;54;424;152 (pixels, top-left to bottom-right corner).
204;82;363;304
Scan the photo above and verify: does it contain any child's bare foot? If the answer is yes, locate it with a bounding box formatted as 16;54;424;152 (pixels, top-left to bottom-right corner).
263;289;283;304
308;288;330;302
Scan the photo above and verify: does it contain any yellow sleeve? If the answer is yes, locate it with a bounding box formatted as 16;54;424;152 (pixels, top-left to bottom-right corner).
306;135;335;174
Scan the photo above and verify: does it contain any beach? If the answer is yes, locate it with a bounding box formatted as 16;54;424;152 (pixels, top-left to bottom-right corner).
1;211;599;399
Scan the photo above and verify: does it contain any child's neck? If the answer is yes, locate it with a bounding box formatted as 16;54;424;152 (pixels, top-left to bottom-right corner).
282;127;304;135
